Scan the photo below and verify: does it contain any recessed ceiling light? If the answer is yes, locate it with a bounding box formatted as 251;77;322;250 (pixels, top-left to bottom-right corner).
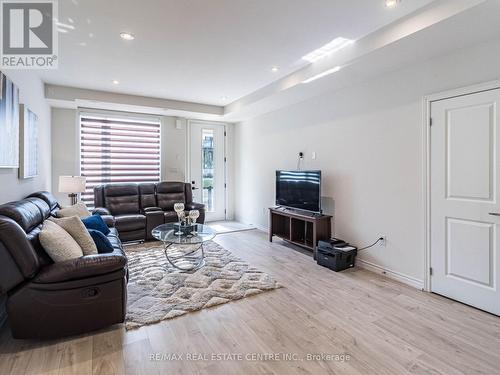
302;66;341;84
112;80;120;85
120;32;135;41
302;37;354;63
385;0;400;8
271;66;279;72
221;96;228;101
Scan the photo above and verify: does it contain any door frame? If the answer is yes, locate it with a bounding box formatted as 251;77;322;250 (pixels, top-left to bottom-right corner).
422;78;500;292
186;119;228;221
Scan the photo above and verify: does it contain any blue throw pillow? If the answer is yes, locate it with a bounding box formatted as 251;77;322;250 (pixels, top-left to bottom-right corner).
88;229;114;254
82;214;110;235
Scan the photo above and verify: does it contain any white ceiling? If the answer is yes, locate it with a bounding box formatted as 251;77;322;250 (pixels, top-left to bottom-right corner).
223;0;500;121
38;0;435;106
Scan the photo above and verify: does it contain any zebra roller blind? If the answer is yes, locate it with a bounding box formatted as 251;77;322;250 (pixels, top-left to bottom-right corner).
80;113;161;205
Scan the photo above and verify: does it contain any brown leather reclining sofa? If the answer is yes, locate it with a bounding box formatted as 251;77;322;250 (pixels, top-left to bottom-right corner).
93;181;205;242
0;191;127;339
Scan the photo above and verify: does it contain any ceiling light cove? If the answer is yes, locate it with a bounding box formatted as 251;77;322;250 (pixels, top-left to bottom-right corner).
302;37;354;63
385;0;400;8
56;21;75;34
302;66;341;84
120;32;135;41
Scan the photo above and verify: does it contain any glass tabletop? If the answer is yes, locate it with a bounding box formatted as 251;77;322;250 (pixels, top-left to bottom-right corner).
152;223;216;244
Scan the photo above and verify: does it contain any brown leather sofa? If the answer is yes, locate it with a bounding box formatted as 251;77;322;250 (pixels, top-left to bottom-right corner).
94;181;205;242
0;191;127;339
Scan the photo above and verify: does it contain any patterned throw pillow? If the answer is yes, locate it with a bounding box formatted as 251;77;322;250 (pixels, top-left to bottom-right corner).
49;216;98;256
55;202;91;218
39;220;83;262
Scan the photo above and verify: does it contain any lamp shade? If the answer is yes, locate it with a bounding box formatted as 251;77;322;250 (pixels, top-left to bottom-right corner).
59;176;86;193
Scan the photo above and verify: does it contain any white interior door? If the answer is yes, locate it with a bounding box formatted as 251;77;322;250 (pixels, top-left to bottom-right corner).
430;88;500;315
189;121;226;222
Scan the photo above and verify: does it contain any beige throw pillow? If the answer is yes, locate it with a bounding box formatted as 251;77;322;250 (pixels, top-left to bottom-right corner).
49;216;98;256
39;220;83;263
56;202;91;218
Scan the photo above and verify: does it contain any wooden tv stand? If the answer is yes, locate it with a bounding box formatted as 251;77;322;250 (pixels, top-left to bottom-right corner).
269;207;332;259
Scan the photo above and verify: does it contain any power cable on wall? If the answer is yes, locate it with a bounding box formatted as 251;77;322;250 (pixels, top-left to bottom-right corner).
358;237;385;251
296;152;304;170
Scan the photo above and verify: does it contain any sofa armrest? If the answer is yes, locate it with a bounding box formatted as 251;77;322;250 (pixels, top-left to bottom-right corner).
92;208;115;227
33;252;127;284
100;215;116;228
92;207;111;216
185;202;205;211
143;207;163;213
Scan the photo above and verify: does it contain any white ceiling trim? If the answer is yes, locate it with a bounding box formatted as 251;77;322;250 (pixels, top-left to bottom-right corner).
223;0;486;117
45;84;224;119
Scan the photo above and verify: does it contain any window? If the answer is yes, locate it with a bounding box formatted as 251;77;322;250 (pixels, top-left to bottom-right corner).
80;113;161;205
202;129;214;211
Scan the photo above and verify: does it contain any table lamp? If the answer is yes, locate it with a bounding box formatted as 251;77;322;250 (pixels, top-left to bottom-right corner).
59;176;86;205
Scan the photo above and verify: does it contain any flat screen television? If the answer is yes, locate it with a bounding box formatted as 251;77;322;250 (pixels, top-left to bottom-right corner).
276;170;321;213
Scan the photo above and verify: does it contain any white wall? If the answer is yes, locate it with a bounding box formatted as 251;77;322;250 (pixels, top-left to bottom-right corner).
0;71;51;202
162;117;187;182
234;38;500;284
51;108;78;203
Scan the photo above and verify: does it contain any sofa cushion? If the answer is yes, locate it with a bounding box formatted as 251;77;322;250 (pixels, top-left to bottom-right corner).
56;202;91;218
104;184;140;215
156;182;185;210
33;253;127;284
39;221;83;263
115;214;146;232
82;215;111;236
107;228;123;253
0;216;41;279
49;216;98;256
0;199;47;233
164;211;178;223
26;198;51;220
139;183;157;210
27;191;59;213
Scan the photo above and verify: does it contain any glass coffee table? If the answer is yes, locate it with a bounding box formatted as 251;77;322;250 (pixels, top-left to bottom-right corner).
151;223;216;272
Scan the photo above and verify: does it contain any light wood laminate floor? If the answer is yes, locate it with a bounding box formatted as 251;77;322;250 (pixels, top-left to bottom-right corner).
1;229;500;375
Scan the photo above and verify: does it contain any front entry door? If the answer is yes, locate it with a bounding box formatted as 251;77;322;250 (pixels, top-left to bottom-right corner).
430;88;500;315
189;121;226;222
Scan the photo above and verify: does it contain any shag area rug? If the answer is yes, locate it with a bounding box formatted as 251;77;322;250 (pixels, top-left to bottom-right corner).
124;241;281;329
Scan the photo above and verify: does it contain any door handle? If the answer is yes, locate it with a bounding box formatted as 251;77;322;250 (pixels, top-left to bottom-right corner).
489;213;500;216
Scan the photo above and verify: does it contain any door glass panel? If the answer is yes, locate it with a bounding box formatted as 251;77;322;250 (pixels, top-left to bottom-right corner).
202;129;214;212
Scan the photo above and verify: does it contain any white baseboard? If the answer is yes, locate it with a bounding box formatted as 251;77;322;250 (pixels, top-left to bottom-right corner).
356;258;424;290
254;223;269;232
245;224;424;290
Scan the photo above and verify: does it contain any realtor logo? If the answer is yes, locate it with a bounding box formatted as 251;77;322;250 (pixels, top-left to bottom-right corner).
0;0;58;69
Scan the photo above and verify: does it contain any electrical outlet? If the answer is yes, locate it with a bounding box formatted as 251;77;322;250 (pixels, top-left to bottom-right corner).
379;236;387;247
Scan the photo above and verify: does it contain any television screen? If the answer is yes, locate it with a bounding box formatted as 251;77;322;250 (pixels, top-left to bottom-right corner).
276;170;321;213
